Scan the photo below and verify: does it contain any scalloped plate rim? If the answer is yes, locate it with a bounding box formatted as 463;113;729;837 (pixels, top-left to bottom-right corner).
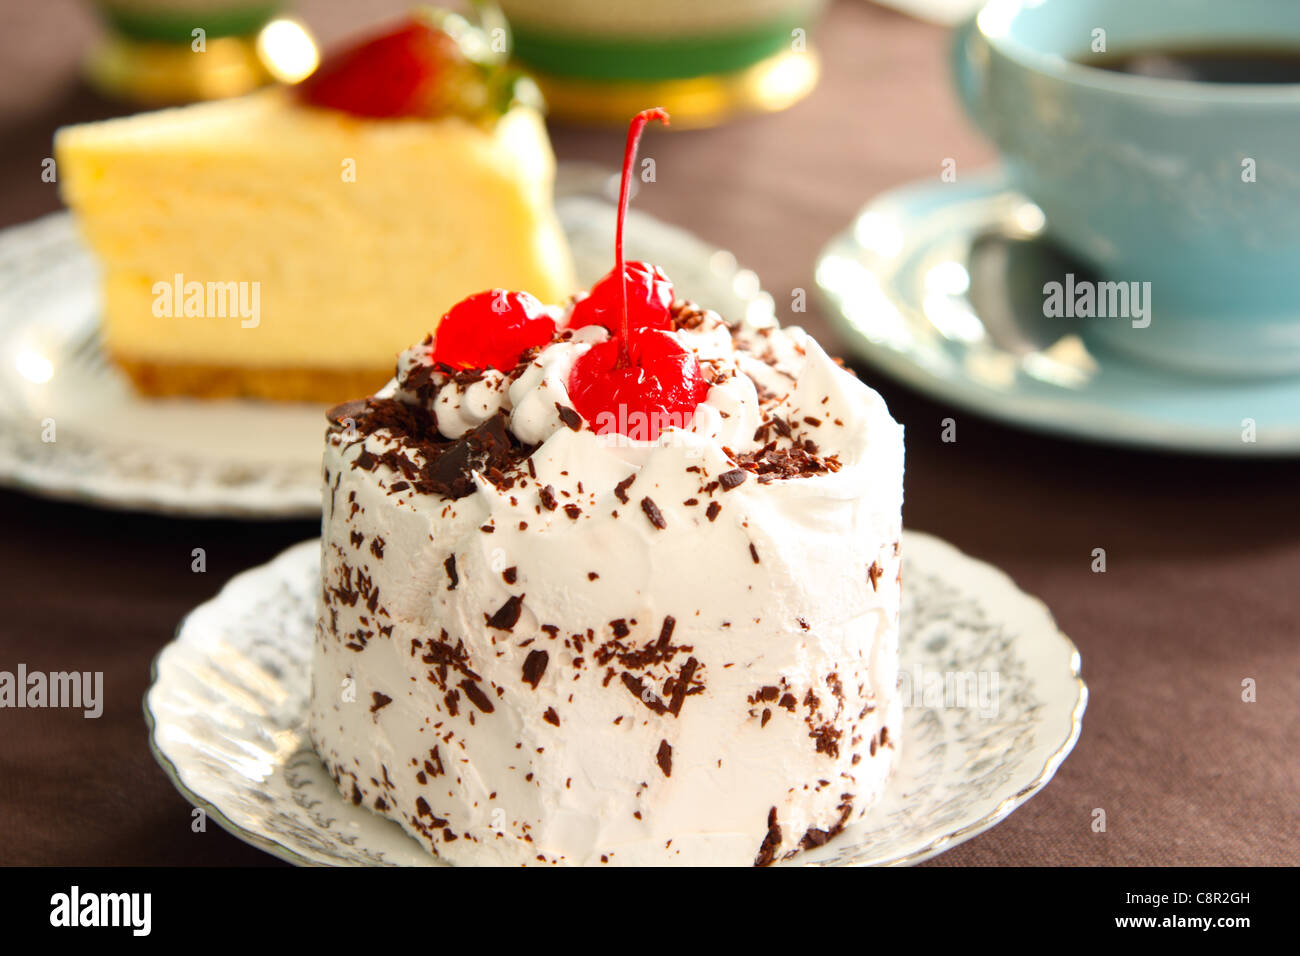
145;530;1087;867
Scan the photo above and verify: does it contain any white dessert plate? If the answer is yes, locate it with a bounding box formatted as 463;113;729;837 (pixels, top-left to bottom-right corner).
816;170;1300;455
145;530;1087;867
0;164;777;518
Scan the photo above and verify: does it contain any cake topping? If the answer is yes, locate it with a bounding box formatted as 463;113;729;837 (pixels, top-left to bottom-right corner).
329;111;891;511
656;740;673;777
568;261;674;334
295;11;530;121
427;290;557;372
567;328;710;441
567;109;711;441
640;496;667;530
521;649;549;689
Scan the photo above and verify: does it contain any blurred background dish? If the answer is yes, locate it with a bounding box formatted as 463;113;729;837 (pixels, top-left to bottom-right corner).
951;0;1300;377
870;0;982;25
817;171;1300;455
82;0;828;127
499;0;826;126
86;0;319;102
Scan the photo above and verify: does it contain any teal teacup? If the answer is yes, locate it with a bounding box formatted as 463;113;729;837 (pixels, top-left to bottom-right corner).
952;0;1300;377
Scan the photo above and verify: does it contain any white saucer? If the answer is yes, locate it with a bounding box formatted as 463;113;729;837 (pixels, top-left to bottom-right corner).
0;165;777;517
145;531;1086;867
816;171;1300;455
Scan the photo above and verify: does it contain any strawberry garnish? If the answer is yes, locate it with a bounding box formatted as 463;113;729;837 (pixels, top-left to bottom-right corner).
295;13;526;120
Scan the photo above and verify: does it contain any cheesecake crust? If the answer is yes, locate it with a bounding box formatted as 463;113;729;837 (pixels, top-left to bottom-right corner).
114;355;392;403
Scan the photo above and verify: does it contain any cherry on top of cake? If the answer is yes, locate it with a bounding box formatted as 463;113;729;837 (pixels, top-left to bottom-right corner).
565;109;710;438
294;10;534;121
430;290;556;373
414;107;710;442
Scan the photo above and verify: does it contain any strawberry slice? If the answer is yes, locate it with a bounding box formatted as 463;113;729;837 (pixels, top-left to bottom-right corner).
295;16;480;118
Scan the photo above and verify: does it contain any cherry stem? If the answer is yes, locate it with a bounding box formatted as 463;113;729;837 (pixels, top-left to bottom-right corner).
614;107;669;368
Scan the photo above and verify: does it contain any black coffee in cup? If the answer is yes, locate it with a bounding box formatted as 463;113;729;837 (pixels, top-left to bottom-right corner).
1077;46;1300;84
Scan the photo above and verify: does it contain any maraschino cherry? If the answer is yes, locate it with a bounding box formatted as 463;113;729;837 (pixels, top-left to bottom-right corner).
567;329;709;440
296;15;477;119
430;290;555;371
567;109;709;441
568;261;673;333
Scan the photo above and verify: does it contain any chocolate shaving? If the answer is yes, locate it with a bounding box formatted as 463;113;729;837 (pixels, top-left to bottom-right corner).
657;616;676;647
341;403;538;501
555;404;582;431
754;807;782;867
656;739;672;778
421;630;481;688
734;441;839;481
459;679;495;714
487;595;524;631
326;398;369;428
640;497;666;530
621;672;668;715
799;801;855;853
522;649;548;689
718;468;747;490
667;657;699;717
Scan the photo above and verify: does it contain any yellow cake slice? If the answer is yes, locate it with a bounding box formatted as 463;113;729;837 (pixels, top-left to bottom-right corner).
54;17;575;402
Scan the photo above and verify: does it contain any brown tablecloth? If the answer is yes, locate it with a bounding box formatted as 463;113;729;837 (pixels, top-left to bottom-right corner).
1;0;1296;866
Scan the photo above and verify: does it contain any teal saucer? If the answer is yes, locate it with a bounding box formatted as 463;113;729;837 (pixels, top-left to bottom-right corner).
815;171;1300;456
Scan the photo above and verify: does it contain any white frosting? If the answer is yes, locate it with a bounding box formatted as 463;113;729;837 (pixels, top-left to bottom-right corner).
310;304;904;866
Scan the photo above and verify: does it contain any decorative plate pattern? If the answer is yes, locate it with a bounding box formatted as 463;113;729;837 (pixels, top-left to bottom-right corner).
146;531;1087;867
0;165;776;517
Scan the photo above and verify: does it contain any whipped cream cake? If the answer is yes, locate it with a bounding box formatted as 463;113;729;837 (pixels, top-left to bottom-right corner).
309;110;904;866
55;13;573;402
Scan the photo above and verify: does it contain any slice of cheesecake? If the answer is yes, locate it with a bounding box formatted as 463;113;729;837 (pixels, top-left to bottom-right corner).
55;14;575;402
